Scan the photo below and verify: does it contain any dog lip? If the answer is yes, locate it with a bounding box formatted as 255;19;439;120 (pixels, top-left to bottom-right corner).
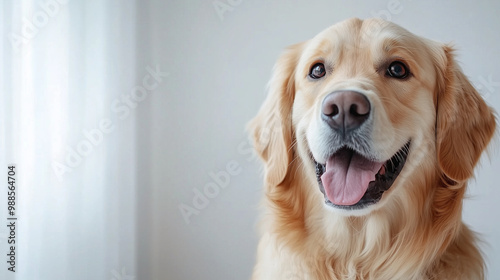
314;140;411;210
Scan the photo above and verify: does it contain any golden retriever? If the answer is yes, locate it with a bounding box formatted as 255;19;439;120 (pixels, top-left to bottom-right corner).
249;18;496;280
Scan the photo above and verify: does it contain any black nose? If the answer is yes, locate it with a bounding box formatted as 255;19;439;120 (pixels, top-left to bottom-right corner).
321;91;370;134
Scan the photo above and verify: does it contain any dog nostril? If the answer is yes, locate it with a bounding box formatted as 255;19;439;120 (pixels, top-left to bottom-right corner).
350;102;369;116
350;104;358;116
350;104;368;116
323;103;340;117
331;104;339;117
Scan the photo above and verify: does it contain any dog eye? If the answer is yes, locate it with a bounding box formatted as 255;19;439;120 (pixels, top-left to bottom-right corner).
386;61;409;79
309;63;326;79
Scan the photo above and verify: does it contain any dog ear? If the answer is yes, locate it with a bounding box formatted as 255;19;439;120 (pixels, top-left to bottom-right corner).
435;45;496;183
248;42;305;186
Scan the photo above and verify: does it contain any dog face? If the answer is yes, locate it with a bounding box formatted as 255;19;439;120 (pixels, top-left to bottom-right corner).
250;18;496;216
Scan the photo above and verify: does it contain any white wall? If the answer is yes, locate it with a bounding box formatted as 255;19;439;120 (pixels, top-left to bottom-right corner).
148;1;500;279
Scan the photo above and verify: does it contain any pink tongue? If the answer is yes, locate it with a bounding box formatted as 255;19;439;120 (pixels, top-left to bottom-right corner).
321;149;383;206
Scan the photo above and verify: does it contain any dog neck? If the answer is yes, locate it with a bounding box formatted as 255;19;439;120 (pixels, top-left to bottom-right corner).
261;160;481;279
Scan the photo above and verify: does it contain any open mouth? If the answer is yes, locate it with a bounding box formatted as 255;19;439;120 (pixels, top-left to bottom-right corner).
315;141;410;210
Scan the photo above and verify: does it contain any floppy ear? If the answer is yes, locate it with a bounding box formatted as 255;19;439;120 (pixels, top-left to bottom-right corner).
436;45;496;183
248;42;305;186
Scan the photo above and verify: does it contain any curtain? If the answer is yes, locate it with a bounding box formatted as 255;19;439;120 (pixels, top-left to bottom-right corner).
1;1;145;279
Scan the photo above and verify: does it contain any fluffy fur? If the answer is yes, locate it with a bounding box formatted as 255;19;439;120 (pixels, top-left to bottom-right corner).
249;18;496;280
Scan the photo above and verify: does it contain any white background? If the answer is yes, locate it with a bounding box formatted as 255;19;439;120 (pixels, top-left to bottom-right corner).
1;1;499;280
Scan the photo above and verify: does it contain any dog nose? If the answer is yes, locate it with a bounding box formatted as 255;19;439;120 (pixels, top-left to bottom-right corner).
321;91;370;133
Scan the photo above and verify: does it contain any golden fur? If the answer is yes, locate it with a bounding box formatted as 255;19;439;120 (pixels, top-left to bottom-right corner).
249;18;496;280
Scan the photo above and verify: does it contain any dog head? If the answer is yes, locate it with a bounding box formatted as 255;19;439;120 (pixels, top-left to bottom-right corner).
249;18;496;216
